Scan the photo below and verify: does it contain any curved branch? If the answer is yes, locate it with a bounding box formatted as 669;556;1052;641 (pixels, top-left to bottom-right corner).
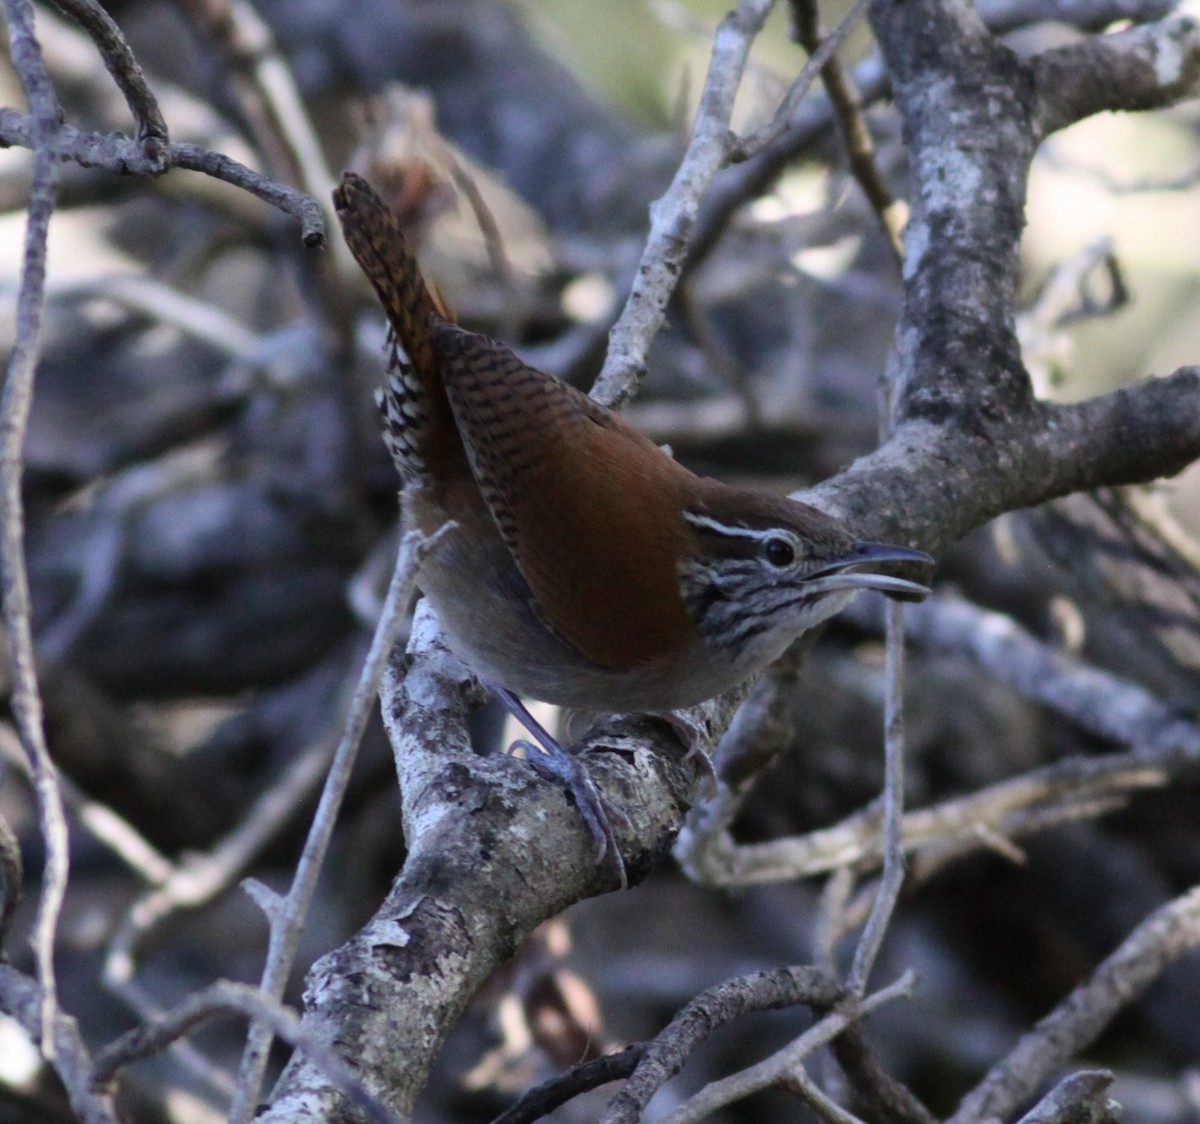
2;0;70;1062
47;0;168;156
600;967;844;1123
0;109;325;244
802;367;1200;553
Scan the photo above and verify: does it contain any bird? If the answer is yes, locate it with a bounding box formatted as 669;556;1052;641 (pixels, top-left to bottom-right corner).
333;171;931;877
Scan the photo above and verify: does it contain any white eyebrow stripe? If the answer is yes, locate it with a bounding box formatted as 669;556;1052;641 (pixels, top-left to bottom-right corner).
683;511;795;543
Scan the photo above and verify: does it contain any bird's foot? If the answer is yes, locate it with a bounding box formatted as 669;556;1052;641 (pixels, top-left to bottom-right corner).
494;689;628;888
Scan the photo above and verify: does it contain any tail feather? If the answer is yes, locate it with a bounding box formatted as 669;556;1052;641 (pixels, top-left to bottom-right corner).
335;171;459;482
333;171;446;378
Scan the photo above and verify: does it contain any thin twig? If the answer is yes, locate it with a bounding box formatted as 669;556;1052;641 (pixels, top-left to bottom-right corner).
0;109;326;244
682;745;1162;887
91;980;400;1124
177;0;332;204
885;594;1200;765
590;0;774;408
847;599;906;992
491;1045;646;1124
46;0;168;155
110;976;237;1101
658;971;915;1124
732;0;873;162
171;142;324;245
829;1015;938;1124
592;0;874;409
46;273;261;357
783;1067;870;1124
683;54;889;280
599;967;844;1123
0;724;174;886
1;0;70;1060
228;522;455;1124
104;729;338;989
951;886;1200;1124
788;0;904;259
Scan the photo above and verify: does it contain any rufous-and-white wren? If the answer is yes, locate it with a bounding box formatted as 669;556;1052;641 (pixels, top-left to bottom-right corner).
334;172;931;870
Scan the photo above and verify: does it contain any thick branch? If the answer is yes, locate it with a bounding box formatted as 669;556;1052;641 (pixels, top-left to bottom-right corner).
870;0;1036;423
803;367;1200;553
1033;15;1200;138
260;606;708;1121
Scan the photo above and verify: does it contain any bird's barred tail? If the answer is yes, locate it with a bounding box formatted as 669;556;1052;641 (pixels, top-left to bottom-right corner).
334;171;455;481
333;170;445;373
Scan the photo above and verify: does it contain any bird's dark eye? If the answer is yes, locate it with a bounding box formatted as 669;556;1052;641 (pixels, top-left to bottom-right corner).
764;537;795;567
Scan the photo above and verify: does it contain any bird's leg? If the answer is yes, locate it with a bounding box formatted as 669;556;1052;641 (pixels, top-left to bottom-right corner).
493;687;627;887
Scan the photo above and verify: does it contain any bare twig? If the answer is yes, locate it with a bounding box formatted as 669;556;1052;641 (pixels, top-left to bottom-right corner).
951;886;1200;1124
593;0;877;408
0;724;173;886
658;971;915;1124
590;0;774;407
828;1017;938;1124
680;749;1163;887
229;522;454;1124
732;0;873;163
45;273;261;357
783;1068;870;1124
683;54;890;280
888;594;1200;765
492;1045;646;1124
0;108;325;243
1;0;70;1060
685;0;1177;280
103;729;337;988
47;0;168;154
171;142;324;244
177;0;332;203
91;981;400;1124
787;0;905;259
109;976;237;1100
1018;237;1128;395
1026;487;1200;714
599;967;843;1123
0;964;119;1124
847;600;906;993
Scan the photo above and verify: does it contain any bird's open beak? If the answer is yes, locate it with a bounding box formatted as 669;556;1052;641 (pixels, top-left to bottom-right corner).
805;542;933;603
